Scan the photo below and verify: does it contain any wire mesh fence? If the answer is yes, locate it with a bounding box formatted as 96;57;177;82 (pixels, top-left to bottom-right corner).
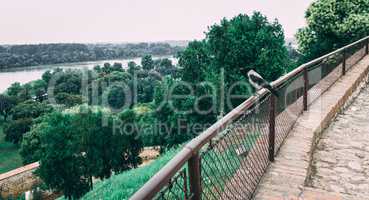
274;71;305;152
346;39;367;71
200;95;270;200
153;169;191;200
307;51;343;105
131;36;369;200
307;39;367;105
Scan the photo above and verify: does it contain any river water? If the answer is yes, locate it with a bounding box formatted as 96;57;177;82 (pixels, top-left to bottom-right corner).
0;56;177;93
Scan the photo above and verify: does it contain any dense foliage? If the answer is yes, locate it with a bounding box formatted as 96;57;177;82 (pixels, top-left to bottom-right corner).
4;100;53;144
179;12;290;112
0;94;16;120
297;0;369;61
0;43;183;69
10;57;177;199
206;12;289;81
21;106;143;199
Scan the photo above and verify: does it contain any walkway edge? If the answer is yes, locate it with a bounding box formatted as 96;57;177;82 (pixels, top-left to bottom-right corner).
253;55;369;199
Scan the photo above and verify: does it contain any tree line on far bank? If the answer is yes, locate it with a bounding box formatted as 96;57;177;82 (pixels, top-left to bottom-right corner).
0;42;184;69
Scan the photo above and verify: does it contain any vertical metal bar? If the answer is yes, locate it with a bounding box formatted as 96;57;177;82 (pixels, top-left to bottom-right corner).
366;38;369;55
342;49;346;76
188;153;201;200
183;171;188;200
268;95;276;162
303;67;308;111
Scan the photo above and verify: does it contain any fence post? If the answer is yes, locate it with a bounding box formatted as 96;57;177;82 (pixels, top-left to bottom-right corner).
342;49;346;76
268;95;276;162
366;38;369;55
303;67;309;111
188;153;201;200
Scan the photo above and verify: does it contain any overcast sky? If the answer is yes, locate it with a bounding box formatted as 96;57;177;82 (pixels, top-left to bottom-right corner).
0;0;313;44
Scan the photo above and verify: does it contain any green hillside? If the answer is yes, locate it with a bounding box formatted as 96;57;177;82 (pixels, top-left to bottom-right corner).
60;147;180;200
0;122;23;174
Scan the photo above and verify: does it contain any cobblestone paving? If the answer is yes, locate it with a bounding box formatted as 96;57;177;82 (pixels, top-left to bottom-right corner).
310;82;369;197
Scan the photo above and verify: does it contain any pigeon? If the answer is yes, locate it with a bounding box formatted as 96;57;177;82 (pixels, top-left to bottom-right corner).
246;69;279;97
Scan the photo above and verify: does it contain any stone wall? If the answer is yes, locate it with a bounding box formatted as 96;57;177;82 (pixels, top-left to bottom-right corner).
0;162;40;199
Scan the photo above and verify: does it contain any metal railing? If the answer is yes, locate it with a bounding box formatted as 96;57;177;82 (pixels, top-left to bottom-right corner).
131;36;369;200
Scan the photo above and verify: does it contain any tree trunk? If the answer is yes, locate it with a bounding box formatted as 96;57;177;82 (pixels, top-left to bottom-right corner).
90;176;93;190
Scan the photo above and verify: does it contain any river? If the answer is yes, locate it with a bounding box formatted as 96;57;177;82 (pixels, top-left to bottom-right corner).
0;56;177;93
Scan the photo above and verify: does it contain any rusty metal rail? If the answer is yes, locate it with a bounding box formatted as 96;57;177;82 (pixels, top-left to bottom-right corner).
130;36;369;200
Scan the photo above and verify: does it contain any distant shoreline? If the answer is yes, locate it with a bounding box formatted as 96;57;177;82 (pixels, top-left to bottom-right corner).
0;54;176;73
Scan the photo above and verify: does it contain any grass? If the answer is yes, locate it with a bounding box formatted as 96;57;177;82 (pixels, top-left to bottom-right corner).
200;133;261;198
70;132;261;200
0;121;23;174
61;147;181;200
133;133;262;199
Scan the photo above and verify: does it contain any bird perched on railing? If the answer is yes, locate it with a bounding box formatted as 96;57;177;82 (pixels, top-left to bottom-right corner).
240;68;279;97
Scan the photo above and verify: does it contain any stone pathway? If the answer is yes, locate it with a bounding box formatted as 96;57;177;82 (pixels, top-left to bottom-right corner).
253;55;369;200
308;82;369;198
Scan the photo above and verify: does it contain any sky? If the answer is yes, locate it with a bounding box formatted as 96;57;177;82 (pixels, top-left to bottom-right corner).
0;0;313;44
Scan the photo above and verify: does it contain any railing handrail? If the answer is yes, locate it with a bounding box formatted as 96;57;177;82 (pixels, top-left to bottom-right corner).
130;35;369;200
272;36;369;88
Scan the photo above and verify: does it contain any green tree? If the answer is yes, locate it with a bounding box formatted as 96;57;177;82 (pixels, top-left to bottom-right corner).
31;80;47;102
53;69;82;95
133;105;159;146
105;85;127;109
4;118;33;144
178;40;210;83
0;94;16;121
179;12;290;112
102;63;112;74
153;77;216;148
10;100;53;120
55;93;84;107
21;106;143;199
156;58;176;76
141;55;154;70
6;82;31;102
20;121;46;164
116;109;143;169
206;12;289;82
42;70;52;84
18;83;32;102
136;76;159;103
297;0;369;61
6;82;23;97
104;71;131;83
127;61;141;75
35;112;91;200
4;100;53;144
112;62;124;72
93;65;102;73
180;12;290;84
